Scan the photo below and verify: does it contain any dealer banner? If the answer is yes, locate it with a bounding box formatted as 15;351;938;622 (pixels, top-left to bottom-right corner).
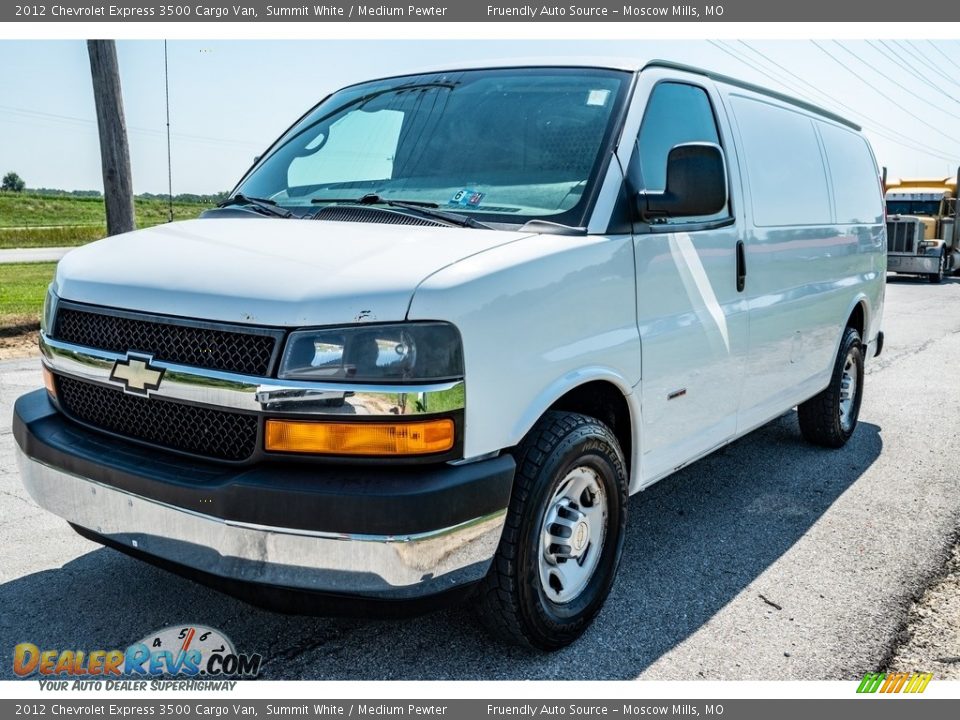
5;0;960;22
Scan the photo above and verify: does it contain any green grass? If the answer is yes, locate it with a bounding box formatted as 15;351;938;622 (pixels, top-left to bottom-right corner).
0;193;211;248
385;383;465;414
0;225;106;249
0;262;56;328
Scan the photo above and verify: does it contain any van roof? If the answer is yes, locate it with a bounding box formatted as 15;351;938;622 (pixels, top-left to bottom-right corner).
355;57;861;133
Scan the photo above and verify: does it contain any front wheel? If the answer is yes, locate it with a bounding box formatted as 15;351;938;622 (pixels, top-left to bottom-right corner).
797;326;864;448
928;252;945;284
475;411;628;650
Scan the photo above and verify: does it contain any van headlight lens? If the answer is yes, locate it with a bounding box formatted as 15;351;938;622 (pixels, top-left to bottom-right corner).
278;322;464;383
41;286;58;334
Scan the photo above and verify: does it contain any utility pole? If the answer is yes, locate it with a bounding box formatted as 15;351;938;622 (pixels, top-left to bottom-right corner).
87;40;136;236
164;40;173;223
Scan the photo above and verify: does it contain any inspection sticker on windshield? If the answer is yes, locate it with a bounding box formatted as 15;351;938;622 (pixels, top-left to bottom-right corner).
449;189;485;207
586;89;611;106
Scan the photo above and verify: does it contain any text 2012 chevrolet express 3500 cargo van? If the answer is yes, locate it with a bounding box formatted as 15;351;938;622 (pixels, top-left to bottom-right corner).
14;60;886;649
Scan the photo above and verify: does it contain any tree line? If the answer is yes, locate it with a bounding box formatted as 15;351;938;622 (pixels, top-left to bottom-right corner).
0;174;227;205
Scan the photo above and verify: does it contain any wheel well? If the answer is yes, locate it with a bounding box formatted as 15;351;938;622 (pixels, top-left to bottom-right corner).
847;302;866;339
548;381;632;473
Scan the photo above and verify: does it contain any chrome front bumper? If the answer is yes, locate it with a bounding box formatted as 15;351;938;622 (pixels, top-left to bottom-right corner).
16;447;506;599
887;254;940;274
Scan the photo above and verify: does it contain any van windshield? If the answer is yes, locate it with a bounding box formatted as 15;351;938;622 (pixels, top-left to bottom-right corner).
234;68;630;226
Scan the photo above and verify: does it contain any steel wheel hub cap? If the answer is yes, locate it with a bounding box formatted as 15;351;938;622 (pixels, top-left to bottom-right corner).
539;466;608;604
839;349;858;431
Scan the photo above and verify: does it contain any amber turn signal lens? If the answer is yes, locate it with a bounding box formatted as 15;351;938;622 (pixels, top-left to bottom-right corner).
42;365;57;398
265;418;455;456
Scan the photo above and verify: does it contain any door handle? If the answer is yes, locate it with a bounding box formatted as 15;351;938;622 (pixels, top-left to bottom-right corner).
736;240;747;292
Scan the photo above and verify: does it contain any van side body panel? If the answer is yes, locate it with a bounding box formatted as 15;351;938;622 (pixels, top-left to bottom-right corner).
719;85;885;434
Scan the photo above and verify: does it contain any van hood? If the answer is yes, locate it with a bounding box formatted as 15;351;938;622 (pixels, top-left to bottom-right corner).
54;218;534;327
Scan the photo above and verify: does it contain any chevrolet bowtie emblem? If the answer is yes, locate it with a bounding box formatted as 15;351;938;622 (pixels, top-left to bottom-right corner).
110;354;164;395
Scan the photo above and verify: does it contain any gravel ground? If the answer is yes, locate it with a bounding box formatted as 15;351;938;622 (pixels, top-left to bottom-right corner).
887;541;960;679
0;318;39;360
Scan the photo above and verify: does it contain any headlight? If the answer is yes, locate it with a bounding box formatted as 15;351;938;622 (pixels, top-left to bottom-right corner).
278;322;463;383
40;285;58;335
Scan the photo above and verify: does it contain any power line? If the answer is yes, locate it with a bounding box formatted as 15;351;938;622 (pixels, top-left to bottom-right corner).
878;40;949;94
0;104;261;149
863;40;960;112
925;41;960;72
898;40;960;93
727;40;959;165
813;41;960;151
726;41;960;164
884;40;960;97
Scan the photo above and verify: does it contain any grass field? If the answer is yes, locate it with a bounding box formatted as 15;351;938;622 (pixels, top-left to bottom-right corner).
0;262;56;326
0;225;105;249
0;262;55;358
0;193;212;249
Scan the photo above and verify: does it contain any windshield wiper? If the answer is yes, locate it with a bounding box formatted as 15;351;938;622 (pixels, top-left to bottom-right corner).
312;194;438;208
218;193;293;218
312;194;490;229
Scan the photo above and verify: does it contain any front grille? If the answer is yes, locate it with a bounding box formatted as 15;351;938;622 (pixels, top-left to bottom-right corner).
54;307;278;376
886;220;918;253
57;376;258;462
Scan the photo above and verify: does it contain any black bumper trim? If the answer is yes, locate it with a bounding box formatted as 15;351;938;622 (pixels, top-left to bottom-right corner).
13;389;514;536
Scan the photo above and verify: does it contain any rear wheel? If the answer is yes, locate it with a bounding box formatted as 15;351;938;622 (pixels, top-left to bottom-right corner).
798;326;864;448
476;411;627;650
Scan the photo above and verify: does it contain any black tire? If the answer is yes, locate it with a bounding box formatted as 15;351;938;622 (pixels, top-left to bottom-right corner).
476;411;628;650
928;252;945;284
798;326;864;448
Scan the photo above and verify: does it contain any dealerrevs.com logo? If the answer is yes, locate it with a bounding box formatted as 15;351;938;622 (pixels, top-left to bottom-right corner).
13;625;262;689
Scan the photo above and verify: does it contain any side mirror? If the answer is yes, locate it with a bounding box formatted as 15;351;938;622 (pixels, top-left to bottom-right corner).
638;142;728;221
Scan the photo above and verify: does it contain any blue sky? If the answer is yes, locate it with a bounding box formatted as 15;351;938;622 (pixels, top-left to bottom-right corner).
1;39;959;195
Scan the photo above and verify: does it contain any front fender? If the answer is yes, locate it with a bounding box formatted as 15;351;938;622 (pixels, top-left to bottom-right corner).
407;233;641;461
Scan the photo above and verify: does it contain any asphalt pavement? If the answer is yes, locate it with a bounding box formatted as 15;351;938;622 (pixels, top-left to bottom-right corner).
1;276;959;680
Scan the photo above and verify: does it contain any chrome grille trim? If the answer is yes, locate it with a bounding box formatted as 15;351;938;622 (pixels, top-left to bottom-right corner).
886;220;918;254
40;334;465;417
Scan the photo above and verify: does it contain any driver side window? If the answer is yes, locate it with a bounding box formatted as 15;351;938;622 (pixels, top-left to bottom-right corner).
634;82;727;210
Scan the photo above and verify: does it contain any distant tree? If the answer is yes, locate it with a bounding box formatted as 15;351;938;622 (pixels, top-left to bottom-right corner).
28;187;103;198
2;172;25;192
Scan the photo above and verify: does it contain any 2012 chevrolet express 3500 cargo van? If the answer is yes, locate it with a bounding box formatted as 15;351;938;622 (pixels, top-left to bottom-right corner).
14;60;886;649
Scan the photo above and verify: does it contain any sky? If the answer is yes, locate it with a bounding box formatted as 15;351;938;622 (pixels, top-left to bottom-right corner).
1;39;959;195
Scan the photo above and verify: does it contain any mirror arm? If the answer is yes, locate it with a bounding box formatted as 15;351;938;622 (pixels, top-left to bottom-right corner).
636;190;671;222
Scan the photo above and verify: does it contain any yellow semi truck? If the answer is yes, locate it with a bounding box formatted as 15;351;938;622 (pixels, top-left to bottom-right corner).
885;169;959;283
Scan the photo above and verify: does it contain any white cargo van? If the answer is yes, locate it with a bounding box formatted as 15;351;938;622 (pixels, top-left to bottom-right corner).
14;60;886;649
